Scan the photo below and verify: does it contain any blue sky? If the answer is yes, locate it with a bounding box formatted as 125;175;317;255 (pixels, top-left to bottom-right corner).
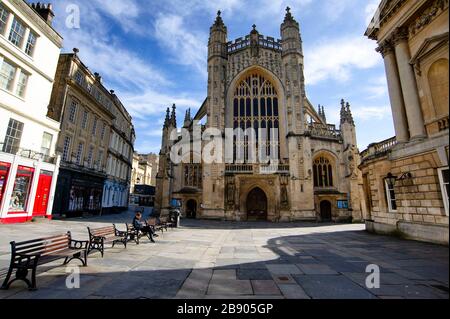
49;0;393;154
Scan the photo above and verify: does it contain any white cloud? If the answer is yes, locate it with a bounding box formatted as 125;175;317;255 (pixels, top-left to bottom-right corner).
365;0;382;26
122;89;202;120
154;14;208;77
364;75;388;99
304;36;381;85
53;1;168;92
352;105;391;121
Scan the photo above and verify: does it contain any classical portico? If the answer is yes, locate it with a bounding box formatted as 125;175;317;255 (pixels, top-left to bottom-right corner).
363;0;449;245
377;27;428;143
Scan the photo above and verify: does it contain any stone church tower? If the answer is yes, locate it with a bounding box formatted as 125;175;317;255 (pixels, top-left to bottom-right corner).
155;9;364;222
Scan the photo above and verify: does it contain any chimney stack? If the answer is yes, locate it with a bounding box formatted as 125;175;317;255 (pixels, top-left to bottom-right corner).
30;3;55;25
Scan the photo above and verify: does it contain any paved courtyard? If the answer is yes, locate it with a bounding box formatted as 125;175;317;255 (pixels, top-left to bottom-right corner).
0;211;448;299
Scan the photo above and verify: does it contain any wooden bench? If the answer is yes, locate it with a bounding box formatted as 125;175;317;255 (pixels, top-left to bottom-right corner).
126;223;153;245
148;218;166;233
0;232;88;290
87;224;128;257
160;216;175;230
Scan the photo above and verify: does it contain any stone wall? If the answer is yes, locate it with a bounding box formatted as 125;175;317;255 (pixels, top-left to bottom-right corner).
391;150;448;225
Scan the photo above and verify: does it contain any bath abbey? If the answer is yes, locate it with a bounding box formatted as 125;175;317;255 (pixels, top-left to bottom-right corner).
155;9;365;222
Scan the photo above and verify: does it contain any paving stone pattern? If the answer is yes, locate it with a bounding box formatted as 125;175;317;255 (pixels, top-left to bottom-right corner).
0;212;448;299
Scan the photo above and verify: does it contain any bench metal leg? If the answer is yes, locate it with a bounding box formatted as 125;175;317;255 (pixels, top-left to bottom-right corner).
101;242;104;258
112;239;127;249
64;251;88;267
2;268;34;290
87;240;105;258
30;265;38;291
0;267;13;290
83;250;88;266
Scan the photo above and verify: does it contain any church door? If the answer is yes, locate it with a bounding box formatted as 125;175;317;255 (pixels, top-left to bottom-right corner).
246;188;268;221
320;200;332;222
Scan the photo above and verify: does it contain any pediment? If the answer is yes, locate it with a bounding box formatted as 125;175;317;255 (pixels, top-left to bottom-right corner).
410;32;449;75
365;0;407;39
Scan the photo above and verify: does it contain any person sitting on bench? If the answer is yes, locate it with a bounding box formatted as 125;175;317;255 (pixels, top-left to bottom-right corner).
133;212;156;243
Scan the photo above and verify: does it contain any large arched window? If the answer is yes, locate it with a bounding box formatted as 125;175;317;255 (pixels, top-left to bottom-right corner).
313;156;334;188
183;164;202;188
233;73;280;163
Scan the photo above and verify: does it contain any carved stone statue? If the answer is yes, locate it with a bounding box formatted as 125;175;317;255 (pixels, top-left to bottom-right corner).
226;178;235;207
281;185;289;207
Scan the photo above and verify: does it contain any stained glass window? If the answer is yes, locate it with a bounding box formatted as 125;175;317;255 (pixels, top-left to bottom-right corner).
233;74;280;163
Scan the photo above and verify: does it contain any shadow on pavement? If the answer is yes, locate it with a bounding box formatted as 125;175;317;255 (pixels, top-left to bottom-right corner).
0;220;448;300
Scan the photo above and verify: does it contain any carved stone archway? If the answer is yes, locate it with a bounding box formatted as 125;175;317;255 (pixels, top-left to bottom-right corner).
246;187;268;221
238;176;278;222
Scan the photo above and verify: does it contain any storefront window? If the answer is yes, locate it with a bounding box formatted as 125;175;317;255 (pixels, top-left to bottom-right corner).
0;162;11;207
68;184;103;212
9;166;34;213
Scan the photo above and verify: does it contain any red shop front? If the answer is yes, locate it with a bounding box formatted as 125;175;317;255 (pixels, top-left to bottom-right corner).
2;165;35;224
0;162;11;211
32;170;53;217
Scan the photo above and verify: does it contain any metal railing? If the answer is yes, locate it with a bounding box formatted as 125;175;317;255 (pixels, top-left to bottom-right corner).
0;142;56;164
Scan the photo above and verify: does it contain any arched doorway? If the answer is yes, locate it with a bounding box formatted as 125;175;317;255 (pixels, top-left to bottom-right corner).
246;188;268;221
186;199;197;219
320;200;332;222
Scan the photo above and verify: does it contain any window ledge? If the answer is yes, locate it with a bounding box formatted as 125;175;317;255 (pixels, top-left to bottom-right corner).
0;86;26;101
0;33;34;61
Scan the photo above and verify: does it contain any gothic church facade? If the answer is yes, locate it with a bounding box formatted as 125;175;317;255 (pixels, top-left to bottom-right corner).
155;9;365;222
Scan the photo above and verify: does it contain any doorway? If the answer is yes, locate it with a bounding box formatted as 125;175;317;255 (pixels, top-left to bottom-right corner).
33;171;53;217
186;199;197;219
320;200;332;222
246;187;268;221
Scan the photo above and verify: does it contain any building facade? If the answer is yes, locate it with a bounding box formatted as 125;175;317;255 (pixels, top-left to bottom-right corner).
130;152;158;206
102;92;134;214
0;0;62;223
48;49;116;217
142;153;159;186
156;10;365;222
362;0;449;244
131;153;152;191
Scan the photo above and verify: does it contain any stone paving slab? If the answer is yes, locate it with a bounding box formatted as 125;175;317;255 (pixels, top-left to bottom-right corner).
251;280;281;295
266;264;304;275
293;275;377;299
207;279;253;295
0;213;448;299
278;284;311;299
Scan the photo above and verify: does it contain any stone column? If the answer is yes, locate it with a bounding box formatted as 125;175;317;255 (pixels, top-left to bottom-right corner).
377;40;410;143
393;28;427;140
